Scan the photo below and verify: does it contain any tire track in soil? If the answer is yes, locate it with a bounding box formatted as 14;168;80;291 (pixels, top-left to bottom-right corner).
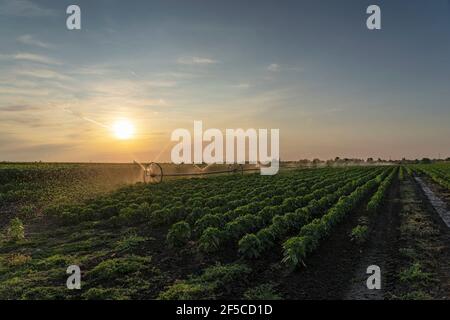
411;175;450;299
343;180;401;300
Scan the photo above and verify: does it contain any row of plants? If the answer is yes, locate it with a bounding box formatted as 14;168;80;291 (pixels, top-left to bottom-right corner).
0;163;144;223
366;167;398;214
50;167;337;227
236;168;387;258
398;166;405;181
164;169;366;249
414;165;450;190
192;168;372;239
281;169;389;268
350;167;399;245
194;168;383;254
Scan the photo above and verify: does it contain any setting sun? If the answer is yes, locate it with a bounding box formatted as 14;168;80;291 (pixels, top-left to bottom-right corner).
112;119;135;140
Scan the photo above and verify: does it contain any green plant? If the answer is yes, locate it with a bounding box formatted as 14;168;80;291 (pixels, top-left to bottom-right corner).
282;236;307;268
243;283;282;300
116;233;147;252
158;263;251;300
238;234;262;259
6;253;32;267
82;287;130;300
87;256;151;281
194;214;224;234
166;221;191;247
134;202;152;220
19;205;36;218
367;167;398;214
399;263;433;283
198;227;223;253
350;225;369;245
6;217;25;241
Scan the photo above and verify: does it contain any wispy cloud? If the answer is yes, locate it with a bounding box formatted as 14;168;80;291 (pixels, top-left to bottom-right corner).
70;66;112;76
15;68;71;81
0;0;56;17
267;63;280;72
0;86;51;96
17;34;51;48
0;104;36;112
0;52;61;65
6;143;77;154
13;52;61;65
177;56;219;65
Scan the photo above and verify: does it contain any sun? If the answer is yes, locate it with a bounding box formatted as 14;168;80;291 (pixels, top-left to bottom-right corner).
112;119;135;140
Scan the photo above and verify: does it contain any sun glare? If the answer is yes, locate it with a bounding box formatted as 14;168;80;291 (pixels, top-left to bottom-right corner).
112;119;135;140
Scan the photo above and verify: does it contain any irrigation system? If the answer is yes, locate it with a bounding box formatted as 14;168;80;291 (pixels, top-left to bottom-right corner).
133;160;263;184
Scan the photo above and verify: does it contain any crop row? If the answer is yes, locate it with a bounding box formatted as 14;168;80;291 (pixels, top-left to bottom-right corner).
192;168;374;240
414;165;450;190
281;169;389;268
48;167;340;224
235;168;387;258
194;168;385;254
366;167;398;214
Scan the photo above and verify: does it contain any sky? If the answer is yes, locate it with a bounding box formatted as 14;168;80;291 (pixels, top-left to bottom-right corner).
0;0;449;162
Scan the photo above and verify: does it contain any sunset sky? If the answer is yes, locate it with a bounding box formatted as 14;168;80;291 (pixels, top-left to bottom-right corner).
1;0;450;162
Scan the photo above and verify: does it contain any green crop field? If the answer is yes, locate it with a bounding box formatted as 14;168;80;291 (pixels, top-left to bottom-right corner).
1;163;449;300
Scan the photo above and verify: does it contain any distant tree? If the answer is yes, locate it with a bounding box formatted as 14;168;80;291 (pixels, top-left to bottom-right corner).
421;158;431;164
366;158;374;163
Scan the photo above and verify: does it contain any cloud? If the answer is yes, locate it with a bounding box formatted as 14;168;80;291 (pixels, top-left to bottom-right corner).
0;104;36;112
2;115;44;127
17;34;51;48
70;66;111;76
5;143;77;155
0;0;56;17
15;68;71;81
267;63;280;72
0;52;61;65
13;52;61;65
0;86;51;96
177;56;219;65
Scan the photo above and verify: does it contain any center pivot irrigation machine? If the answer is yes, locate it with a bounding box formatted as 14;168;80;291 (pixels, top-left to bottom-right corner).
133;160;256;184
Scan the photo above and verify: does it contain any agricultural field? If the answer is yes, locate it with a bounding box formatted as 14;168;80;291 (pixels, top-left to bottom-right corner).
1;162;449;300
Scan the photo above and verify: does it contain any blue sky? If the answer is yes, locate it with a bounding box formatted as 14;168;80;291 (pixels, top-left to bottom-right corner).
0;0;449;161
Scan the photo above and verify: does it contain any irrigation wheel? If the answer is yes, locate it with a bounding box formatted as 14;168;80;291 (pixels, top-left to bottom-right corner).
143;162;163;184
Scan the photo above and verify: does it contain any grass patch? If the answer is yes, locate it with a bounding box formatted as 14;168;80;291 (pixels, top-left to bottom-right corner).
243;283;282;300
159;263;251;300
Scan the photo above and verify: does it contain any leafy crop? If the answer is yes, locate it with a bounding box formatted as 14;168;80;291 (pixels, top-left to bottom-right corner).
6;218;25;242
166;221;191;247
